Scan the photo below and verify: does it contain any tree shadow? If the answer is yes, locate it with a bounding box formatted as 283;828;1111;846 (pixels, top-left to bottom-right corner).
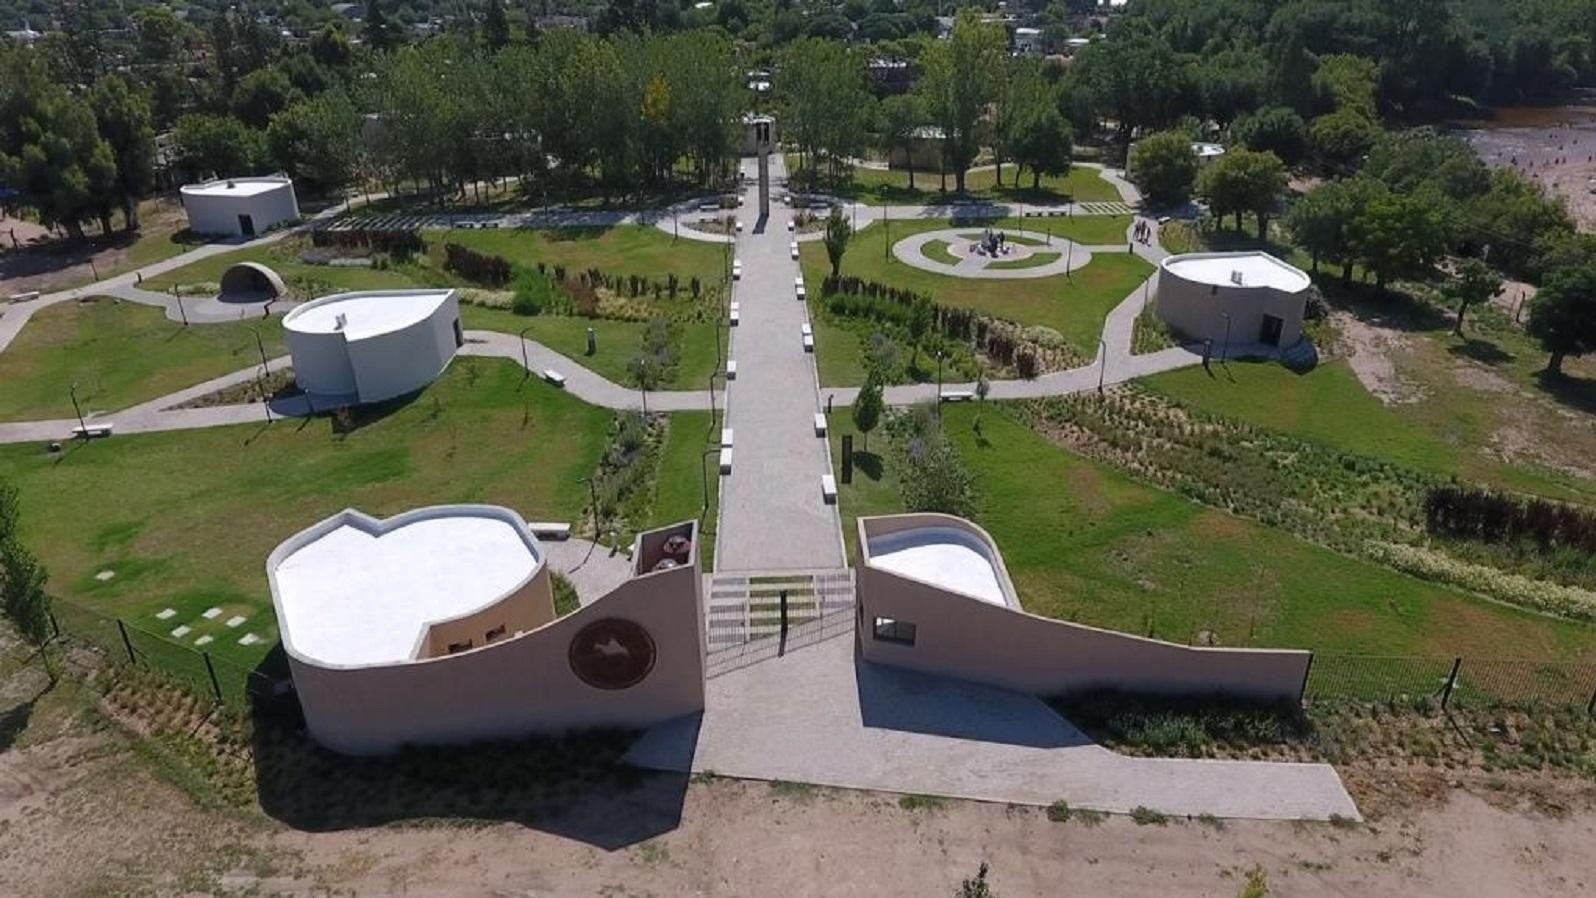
1315;278;1452;333
851;449;884;481
0;697;35;753
1535;369;1596;416
1447;338;1516;366
854;655;1091;749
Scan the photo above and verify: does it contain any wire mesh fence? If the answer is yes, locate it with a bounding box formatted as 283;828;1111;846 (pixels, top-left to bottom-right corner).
1307;653;1596;712
50;598;280;708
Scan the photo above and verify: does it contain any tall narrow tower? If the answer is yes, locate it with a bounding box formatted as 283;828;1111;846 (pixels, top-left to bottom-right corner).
754;116;772;220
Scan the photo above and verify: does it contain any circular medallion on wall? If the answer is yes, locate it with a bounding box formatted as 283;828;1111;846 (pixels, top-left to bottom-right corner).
568;618;657;690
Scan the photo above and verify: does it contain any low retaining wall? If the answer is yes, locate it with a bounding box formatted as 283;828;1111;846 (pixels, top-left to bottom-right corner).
856;514;1310;701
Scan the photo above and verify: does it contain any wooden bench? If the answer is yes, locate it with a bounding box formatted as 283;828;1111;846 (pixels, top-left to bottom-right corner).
543;369;567;387
726;360;738;380
71;423;115;439
939;389;975;402
813;413;828;436
9;290;41;304
820;474;837;503
527;522;572;540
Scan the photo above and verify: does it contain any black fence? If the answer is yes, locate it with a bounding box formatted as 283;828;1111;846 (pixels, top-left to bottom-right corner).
1305;653;1596;713
50;598;282;709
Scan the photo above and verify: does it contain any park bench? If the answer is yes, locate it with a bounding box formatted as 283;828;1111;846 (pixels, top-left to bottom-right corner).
71;422;115;439
732;260;743;280
721;427;734;448
939;389;976;402
813;413;828;436
543;369;567;387
790;241;799;259
820;474;837;504
9;291;40;303
719;446;733;474
726;359;738;380
528;522;572;540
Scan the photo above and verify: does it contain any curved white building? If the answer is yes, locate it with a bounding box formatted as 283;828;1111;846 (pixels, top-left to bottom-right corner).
268;509;706;755
179;176;299;237
282;289;463;404
1156;251;1311;350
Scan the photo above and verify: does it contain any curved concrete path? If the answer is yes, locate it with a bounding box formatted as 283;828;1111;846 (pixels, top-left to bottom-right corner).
891;227;1095;279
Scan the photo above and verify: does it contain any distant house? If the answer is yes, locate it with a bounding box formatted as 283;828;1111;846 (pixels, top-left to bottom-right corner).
867;58;913;94
887;126;948;173
4;23;43;43
535;14;589;32
1013;26;1044;56
330;3;365;22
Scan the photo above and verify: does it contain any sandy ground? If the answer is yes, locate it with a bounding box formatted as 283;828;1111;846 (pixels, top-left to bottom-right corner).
1463;101;1596;229
0;200;187;296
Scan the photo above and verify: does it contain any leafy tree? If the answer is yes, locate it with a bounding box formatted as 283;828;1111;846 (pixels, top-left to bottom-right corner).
1363;128;1488;202
1129;130;1198;208
898;409;978;518
1309;109;1379;172
1312;54;1378;117
1068;32;1195;148
1348;189;1448;290
310;24;354;70
877;94;924;189
824;205;852;278
0;51;117;239
173;113;266;179
1009;103;1072;191
1446;258;1502;335
1527;263;1596;377
483;0;512;49
364;0;398;53
1232;106;1306;167
1195;48;1267;129
1460;169;1574;280
1199;148;1287;238
233;68;302;130
90;75;156;231
1286;176;1380;280
781;38;873;183
852;376;884;450
268;90;362;195
919;10;1006;192
0;481;51;649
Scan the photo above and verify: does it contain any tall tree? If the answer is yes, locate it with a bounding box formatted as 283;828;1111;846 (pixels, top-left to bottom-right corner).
780;38;872;183
1009;103;1072;191
1198;148;1287;238
1348;190;1448;290
1527;263;1596;377
877;94;923;189
1446;258;1503;336
852;376;884;451
824;206;852;278
1128;130;1197;208
0;481;51;650
1286;176;1379;280
90;76;156;231
173;113;265;180
267;90;362;195
364;0;399;53
483;0;512;49
0;50;117;239
918;10;1005;192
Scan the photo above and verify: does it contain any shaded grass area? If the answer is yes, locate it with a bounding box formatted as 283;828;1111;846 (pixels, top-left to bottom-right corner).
802;218;1150;353
0;358;638;677
651;410;719;569
461;306;721;391
827;403;1596;660
837;165;1122;205
923;239;960;266
0;297;285;421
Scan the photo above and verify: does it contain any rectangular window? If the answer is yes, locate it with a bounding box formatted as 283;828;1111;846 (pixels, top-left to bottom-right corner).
485;624;506;642
446;639;474;654
872;617;917;646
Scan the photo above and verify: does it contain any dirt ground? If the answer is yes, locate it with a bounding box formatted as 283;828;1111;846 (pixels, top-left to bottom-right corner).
0;200;188;296
1463;101;1596;230
3;651;1595;898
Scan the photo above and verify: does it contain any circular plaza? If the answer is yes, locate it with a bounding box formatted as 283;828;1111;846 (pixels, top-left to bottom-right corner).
892;228;1094;279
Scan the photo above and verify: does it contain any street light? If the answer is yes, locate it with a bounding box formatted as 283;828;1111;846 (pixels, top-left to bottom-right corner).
935;351;945;415
1098;338;1108;394
251;328;273;423
517;325;532;375
68;381;87;438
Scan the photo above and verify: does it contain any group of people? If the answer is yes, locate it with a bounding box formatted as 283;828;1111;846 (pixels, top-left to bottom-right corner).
977;228;1009;257
1132;219;1154;244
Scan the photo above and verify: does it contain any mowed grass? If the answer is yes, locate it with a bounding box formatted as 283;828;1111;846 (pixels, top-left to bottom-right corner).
841;164;1123;204
801;216;1150;351
461;306;722;390
141;239;431;294
827;404;1596;661
440;226;728;286
651;409;720;568
0;358;709;677
0;297;285;421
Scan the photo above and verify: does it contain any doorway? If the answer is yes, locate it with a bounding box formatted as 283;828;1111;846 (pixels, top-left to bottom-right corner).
1259;314;1284;346
237;214;255;237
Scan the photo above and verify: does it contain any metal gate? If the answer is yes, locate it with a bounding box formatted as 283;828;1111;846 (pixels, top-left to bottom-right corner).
705;568;855;677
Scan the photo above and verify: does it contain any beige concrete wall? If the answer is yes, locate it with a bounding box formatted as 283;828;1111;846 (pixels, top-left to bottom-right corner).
1157;262;1306;350
290;522;706;756
856;515;1310;701
419;566;555;658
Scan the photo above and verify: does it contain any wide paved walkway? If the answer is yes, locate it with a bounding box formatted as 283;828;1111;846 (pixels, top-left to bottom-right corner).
713;155;845;571
627;634;1359;821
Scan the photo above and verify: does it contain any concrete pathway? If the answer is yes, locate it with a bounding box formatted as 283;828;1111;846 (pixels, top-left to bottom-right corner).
627;634;1360;821
459;330;714;412
891;227;1098;279
713;154;845;571
542;539;634;606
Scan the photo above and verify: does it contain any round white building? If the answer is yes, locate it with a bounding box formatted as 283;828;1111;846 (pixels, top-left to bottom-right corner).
283;289;463;404
179;175;300;237
1156;251;1311;350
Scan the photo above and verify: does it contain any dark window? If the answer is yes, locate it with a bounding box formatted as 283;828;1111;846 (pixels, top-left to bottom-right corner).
446;639;474;654
485;624;506;641
872;617;917;646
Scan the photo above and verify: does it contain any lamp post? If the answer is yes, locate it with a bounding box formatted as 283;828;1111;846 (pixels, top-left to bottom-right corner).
1098;339;1108;394
935;351;945;415
68;381;87;438
251;328;273;423
1220;312;1232;362
517;325;532;375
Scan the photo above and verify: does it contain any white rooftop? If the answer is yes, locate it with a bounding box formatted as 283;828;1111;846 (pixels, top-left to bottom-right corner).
1192;142;1226;159
181;176;293;198
272;508;542;667
284;289;455;340
868;526;1013;607
1163;252;1311;293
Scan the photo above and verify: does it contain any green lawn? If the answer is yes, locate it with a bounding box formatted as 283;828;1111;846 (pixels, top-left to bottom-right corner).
0;298;284;422
0;358;708;682
803;218;1151;351
989;251;1061;271
461;306;722;390
651;410;720;569
437;226;727;286
923;239;961;266
828;404;1596;661
142;240;430;295
839;165;1123;205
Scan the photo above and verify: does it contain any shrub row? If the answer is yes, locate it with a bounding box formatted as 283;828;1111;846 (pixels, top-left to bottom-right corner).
443;242;513;286
1425;485;1596;556
310;227;424;259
